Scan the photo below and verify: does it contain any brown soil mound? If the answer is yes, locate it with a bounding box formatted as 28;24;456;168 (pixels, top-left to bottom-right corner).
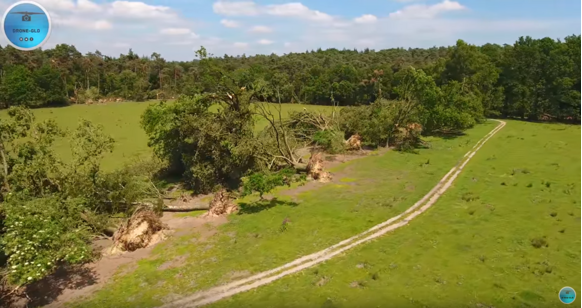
110;208;167;254
307;152;332;183
203;189;238;217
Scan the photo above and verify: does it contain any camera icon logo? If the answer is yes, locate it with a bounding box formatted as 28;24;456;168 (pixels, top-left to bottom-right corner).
21;14;31;21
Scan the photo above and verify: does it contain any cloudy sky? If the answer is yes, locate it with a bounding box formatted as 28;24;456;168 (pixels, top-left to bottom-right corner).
0;0;579;61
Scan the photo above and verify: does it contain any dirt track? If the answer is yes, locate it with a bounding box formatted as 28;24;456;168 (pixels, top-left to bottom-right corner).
160;120;507;308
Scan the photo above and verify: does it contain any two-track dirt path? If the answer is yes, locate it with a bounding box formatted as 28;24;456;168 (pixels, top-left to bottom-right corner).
160;120;507;308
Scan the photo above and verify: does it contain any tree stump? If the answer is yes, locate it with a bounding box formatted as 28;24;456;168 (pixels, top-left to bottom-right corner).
110;207;166;254
345;133;362;150
307;152;332;183
203;189;238;217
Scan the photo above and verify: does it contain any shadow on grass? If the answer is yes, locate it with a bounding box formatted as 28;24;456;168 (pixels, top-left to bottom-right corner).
427;130;467;140
2;265;98;308
238;198;299;215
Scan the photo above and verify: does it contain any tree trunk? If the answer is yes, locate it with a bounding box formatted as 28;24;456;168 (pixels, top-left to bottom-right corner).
163;203;210;212
293;162;308;172
0;144;9;191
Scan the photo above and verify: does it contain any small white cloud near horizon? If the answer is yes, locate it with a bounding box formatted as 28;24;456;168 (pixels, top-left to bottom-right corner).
233;42;249;48
257;39;274;45
220;19;240;28
94;20;113;30
250;25;273;33
160;28;192;35
354;14;378;24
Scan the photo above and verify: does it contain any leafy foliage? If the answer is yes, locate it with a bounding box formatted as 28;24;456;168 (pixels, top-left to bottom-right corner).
241;168;303;199
141;94;259;193
1;196;92;285
312;130;345;154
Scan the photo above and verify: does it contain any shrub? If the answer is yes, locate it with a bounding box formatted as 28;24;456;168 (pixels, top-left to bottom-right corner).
1;196;92;285
339;99;423;149
241;168;302;199
312;130;345;154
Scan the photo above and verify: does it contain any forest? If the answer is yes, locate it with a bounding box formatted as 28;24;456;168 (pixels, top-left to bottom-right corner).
0;34;580;121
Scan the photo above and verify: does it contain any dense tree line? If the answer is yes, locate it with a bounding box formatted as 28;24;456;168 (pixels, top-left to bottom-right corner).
0;34;579;121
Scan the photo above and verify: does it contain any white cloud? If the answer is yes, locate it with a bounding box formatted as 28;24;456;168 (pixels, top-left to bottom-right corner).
160;28;191;35
354;14;378;24
213;1;259;16
51;13;112;30
284;42;291;47
108;1;177;20
30;0;183;33
389;0;465;19
249;25;273;33
233;42;249;48
94;20;113;30
257;39;273;45
77;0;102;12
265;3;333;22
34;0;76;11
220;19;240;28
213;1;334;22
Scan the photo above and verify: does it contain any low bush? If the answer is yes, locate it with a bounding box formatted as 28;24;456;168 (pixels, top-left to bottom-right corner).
1;196;93;285
312;130;345;154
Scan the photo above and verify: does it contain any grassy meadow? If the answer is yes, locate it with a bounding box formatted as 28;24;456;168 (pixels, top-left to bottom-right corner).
3;102;579;308
204;121;581;308
69;119;509;307
0;101;335;171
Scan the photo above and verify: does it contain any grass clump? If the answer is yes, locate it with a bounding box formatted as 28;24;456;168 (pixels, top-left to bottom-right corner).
531;237;549;249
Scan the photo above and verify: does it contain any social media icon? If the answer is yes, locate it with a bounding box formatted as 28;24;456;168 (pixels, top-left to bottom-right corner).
559;287;576;304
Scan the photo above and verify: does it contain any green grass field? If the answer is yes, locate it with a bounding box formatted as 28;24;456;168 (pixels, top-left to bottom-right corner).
69;120;520;308
204;121;581;308
0;101;334;171
4;103;579;308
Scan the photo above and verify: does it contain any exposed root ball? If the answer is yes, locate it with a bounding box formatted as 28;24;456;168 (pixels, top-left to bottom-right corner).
345;133;362;150
203;189;238;217
307;152;332;183
111;207;166;253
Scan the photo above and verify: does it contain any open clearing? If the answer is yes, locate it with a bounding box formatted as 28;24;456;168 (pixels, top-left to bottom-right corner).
204;120;581;308
0;101;331;171
3;102;578;308
63;118;505;308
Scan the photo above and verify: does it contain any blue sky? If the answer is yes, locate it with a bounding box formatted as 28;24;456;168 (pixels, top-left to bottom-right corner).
0;0;580;60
